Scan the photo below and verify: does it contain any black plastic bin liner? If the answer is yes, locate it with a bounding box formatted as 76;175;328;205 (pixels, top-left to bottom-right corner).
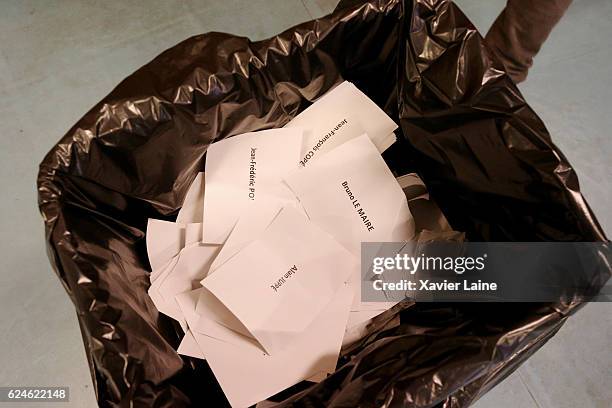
37;0;609;406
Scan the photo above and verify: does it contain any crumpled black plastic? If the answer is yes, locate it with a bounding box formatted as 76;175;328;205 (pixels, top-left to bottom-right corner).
37;0;610;406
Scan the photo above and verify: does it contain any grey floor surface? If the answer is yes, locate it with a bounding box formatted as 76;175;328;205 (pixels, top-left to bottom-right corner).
0;0;609;407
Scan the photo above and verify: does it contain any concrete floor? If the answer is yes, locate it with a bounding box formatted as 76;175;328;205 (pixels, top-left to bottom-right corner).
0;0;609;407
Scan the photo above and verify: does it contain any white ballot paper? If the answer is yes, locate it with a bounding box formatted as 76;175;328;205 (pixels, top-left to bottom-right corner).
176;172;205;223
176;283;354;408
149;243;219;324
201;128;303;244
146;219;183;272
284;133;414;257
207;200;283;274
285;81;398;166
147;172;206;273
201;207;356;355
177;329;205;359
147;221;203;281
194;287;263;350
148;255;181;320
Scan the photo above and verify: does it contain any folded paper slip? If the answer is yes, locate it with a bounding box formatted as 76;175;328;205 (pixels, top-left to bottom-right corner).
207;200;283;274
187;287;344;385
177;330;204;359
146;220;203;277
148;255;183;326
284;133;415;257
201;128;303;244
193;291;265;350
146;171;206;273
148;243;220;325
285;81;398;165
185;288;265;352
176;172;205;223
176;283;354;408
201;206;356;355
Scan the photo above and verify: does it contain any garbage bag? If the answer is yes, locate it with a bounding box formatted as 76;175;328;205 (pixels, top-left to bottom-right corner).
37;0;610;406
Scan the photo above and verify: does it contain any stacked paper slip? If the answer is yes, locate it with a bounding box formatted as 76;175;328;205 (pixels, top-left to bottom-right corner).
146;81;426;407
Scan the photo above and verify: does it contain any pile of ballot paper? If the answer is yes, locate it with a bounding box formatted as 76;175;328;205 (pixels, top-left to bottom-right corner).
145;82;450;407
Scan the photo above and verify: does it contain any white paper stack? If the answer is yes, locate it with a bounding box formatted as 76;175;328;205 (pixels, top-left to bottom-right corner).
145;82;422;407
147;173;221;331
